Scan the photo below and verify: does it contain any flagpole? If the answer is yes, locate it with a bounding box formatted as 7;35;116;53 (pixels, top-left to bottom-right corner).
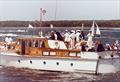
40;8;42;27
55;0;58;20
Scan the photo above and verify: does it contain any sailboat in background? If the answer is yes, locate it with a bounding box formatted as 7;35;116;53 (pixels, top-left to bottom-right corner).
28;24;34;29
95;23;101;37
89;21;101;37
50;24;54;28
90;21;95;36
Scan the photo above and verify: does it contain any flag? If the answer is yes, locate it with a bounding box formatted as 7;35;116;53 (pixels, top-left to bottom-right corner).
40;8;46;15
28;24;33;29
50;24;53;28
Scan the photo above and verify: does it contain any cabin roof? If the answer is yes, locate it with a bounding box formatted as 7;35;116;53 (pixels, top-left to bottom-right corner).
17;36;46;40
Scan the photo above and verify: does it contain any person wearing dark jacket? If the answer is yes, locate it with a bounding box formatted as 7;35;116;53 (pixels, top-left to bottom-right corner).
96;40;105;52
56;31;63;41
49;31;55;40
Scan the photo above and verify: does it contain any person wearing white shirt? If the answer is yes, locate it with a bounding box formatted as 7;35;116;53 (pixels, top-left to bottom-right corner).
87;31;94;50
75;30;81;43
70;30;76;49
64;30;70;42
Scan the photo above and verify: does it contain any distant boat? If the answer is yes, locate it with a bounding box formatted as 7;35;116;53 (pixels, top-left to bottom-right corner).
28;24;34;29
89;21;101;37
50;24;54;28
95;23;101;37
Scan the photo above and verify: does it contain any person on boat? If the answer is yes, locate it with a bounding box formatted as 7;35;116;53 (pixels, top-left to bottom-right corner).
64;30;70;49
64;30;70;42
38;30;43;37
5;36;13;49
75;30;81;43
45;32;50;38
96;40;105;52
49;31;57;40
106;43;112;50
80;31;85;40
87;31;94;50
80;40;87;51
69;30;76;49
111;40;119;51
55;31;63;41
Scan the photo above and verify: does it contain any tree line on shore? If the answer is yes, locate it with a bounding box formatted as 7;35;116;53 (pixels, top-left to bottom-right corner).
0;20;120;28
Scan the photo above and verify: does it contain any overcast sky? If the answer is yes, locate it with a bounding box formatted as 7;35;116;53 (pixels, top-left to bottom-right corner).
0;0;120;21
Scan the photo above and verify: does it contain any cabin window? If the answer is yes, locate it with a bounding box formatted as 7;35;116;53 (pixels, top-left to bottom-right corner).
35;40;39;47
19;40;22;45
28;41;32;47
21;40;26;54
41;40;45;48
69;52;76;57
33;40;39;47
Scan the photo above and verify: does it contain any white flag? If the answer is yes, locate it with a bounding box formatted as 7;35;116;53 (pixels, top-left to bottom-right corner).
50;24;53;28
28;24;33;29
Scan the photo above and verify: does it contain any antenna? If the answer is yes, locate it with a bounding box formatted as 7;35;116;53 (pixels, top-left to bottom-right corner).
40;8;42;27
54;0;58;20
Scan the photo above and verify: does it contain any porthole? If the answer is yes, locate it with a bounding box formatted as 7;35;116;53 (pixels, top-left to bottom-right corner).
18;60;20;63
111;55;114;58
56;62;59;65
30;60;32;64
43;61;46;65
99;56;101;59
70;63;73;66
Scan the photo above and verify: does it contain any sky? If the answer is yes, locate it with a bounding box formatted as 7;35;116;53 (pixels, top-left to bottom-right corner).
0;0;120;21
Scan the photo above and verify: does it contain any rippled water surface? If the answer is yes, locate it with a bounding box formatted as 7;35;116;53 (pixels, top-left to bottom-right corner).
0;66;120;82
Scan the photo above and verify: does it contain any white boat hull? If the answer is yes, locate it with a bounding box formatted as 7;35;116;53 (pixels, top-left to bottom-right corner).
0;51;120;74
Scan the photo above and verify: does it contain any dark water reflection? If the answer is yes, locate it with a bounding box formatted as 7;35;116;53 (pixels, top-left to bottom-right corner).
0;66;120;82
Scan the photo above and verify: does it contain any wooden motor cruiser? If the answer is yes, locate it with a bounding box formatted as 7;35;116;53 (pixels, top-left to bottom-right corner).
0;36;120;74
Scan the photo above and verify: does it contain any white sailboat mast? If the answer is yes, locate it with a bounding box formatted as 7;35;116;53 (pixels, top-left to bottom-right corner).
50;24;54;28
95;23;101;35
90;21;95;36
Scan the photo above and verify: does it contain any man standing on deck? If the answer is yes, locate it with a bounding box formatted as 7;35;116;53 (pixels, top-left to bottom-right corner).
70;30;76;49
87;31;94;50
76;30;81;43
64;30;70;42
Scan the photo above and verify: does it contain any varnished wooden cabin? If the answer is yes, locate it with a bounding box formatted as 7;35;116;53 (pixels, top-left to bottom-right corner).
15;36;81;58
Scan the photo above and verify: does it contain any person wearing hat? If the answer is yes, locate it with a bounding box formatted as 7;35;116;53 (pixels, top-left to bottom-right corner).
64;30;70;42
69;30;76;49
87;31;94;50
80;31;85;40
75;30;81;43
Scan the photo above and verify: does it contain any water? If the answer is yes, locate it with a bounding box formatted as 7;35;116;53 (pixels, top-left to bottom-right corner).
0;66;120;82
0;27;120;82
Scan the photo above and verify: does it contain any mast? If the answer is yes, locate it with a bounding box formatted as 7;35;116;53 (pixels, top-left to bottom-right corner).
39;8;46;37
39;8;42;37
54;0;58;20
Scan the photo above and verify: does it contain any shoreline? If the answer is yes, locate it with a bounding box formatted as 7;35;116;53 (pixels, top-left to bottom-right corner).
0;20;120;27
